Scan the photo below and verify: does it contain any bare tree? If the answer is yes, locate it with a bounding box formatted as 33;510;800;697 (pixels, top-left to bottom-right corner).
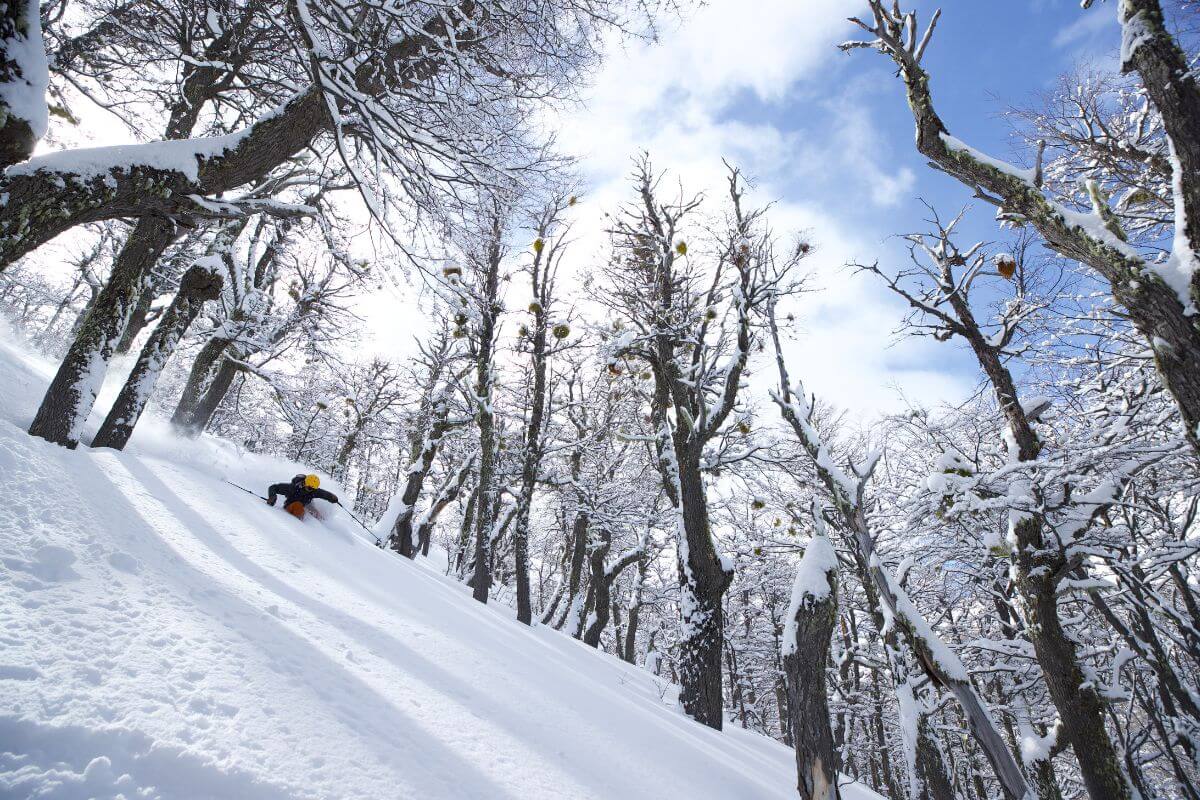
599;158;792;729
842;0;1200;454
857;209;1178;799
510;199;571;623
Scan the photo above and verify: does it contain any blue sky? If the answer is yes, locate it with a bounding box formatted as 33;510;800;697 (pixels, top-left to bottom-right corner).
544;0;1135;418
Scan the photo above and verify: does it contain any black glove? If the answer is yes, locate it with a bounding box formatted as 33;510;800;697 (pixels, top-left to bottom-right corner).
267;497;275;506
331;494;340;504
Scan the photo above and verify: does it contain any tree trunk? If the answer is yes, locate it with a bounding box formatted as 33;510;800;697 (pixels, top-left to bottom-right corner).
770;313;1029;800
581;529;613;647
672;446;733;730
22;23;238;446
781;533;840;800
92;264;222;450
914;715;955;800
41;272;85;339
416;458;474;556
470;230;501;604
454;484;479;576
581;530;641;648
553;509;590;630
510;244;552;624
1119;0;1200;309
115;281;159;355
869;683;900;800
386;406;454;558
178;355;240;437
333;429;360;479
28;216;179;447
622;556;647;663
470;377;496;601
946;288;1133;800
1019;559;1131;800
170;334;233;435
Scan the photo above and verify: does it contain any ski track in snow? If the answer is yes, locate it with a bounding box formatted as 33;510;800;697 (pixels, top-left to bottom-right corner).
0;333;883;800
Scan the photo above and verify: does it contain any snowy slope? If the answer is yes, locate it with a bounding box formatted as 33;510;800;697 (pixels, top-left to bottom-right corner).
0;332;883;800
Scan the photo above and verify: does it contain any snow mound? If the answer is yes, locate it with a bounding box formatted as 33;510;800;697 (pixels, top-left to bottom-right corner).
0;335;882;799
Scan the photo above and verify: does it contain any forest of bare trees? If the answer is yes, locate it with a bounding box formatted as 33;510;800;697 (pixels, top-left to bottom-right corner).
3;1;1200;798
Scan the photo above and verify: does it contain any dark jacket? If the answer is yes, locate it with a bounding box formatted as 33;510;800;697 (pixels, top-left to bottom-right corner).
268;476;338;507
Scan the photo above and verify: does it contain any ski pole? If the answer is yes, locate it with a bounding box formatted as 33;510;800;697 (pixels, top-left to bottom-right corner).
337;501;383;547
225;479;268;501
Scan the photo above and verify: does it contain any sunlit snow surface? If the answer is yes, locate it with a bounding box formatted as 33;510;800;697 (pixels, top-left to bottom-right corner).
0;330;883;799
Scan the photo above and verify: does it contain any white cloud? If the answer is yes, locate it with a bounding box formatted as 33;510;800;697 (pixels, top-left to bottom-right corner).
598;0;864;111
759;201;973;418
539;0;968;418
1052;7;1118;50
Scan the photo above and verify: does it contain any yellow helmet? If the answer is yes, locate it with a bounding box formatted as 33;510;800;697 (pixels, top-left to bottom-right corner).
305;474;320;489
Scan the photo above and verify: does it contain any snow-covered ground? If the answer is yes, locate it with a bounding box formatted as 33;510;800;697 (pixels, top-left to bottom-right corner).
0;330;882;800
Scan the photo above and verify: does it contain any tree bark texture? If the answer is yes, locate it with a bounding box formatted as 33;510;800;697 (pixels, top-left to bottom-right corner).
781;542;840;800
28;216;179;447
92;263;222;450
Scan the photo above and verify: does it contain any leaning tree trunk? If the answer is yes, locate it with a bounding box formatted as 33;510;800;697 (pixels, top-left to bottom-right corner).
582;531;643;648
386;401;454;557
177;355;241;437
24;49;228;446
769;310;1029;800
28;217;180;447
551;508;590;629
170;335;229;431
92;264;223;450
416;457;474;556
31;5;285;446
781;531;841;800
948;290;1132;800
115;277;161;354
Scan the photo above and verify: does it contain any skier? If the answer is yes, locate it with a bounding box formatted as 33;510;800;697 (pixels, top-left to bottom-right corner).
267;474;339;519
